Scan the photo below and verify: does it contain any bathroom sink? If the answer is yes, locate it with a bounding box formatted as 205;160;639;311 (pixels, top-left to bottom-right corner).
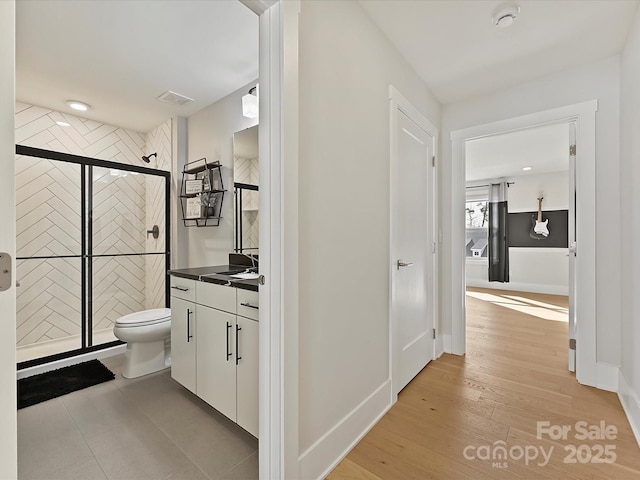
229;272;260;280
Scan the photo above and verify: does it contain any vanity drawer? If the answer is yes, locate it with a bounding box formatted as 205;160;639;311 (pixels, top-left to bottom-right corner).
170;278;196;302
196;281;237;314
237;289;259;321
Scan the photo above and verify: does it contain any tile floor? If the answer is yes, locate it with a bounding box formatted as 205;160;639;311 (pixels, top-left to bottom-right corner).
17;355;258;480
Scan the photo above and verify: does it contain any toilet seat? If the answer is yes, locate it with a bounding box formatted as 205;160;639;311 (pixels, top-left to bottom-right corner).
115;308;171;328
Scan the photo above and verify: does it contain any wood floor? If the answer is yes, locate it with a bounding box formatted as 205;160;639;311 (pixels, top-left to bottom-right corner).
327;287;640;480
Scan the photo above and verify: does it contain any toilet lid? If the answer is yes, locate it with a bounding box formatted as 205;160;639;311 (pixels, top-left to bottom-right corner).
115;308;171;327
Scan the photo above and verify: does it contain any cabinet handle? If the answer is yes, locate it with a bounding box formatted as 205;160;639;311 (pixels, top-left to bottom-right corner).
171;286;189;292
240;302;259;310
236;324;242;365
186;309;193;342
226;322;232;361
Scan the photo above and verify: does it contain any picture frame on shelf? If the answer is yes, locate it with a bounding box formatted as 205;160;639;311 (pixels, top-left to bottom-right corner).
185;197;202;219
185;179;203;195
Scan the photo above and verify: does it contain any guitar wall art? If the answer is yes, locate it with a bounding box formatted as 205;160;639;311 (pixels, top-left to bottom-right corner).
530;196;550;240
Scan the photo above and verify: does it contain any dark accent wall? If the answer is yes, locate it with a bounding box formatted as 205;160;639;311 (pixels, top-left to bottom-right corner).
508;210;569;248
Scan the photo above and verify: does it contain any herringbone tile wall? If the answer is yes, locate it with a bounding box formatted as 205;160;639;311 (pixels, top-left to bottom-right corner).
15;103;171;358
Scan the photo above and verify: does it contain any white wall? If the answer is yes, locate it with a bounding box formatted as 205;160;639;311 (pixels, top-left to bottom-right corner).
442;56;621;366
296;1;441;477
619;6;640;442
184;82;258;267
0;1;17;476
466;171;569;295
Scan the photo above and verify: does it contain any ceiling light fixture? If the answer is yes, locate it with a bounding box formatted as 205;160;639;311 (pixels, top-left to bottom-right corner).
522;166;532;171
242;86;258;119
55;121;71;127
66;100;90;111
492;3;520;28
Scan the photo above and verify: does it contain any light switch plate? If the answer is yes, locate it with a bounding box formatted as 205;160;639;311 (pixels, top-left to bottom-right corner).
0;252;11;292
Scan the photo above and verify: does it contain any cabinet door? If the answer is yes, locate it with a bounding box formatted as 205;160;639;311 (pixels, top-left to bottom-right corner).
236;316;259;437
170;297;196;393
196;304;237;420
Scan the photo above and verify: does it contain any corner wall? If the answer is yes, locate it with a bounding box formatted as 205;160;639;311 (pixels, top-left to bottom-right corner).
184;82;258;267
297;1;441;478
619;5;640;444
442;55;621;367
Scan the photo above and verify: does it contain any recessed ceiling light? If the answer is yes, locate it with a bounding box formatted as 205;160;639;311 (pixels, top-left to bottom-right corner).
66;100;90;111
522;166;532;171
55;121;71;127
492;3;520;28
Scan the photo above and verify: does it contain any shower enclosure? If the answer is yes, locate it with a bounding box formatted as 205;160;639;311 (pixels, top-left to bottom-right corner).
15;145;170;368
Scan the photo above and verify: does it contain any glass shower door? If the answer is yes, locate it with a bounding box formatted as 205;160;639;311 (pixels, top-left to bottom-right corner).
16;155;83;363
16;145;170;368
90;166;167;347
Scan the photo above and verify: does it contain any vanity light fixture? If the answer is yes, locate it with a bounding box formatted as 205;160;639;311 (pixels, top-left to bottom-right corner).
242;86;258;119
522;166;532;171
66;100;90;111
492;3;520;28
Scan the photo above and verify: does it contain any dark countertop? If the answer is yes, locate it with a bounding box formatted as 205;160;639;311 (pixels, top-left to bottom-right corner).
169;265;259;292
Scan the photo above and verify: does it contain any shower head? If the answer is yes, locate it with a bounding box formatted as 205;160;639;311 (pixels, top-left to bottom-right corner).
142;152;157;163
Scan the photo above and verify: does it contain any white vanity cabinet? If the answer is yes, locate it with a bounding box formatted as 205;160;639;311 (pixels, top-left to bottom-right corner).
169;279;196;393
170;275;259;437
196;303;237;421
235;296;259;437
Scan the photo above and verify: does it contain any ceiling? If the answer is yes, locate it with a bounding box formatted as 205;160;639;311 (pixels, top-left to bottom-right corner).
465;123;569;182
359;0;639;104
15;1;639;134
16;0;259;133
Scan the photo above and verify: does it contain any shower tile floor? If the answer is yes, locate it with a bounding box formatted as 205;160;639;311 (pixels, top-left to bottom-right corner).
17;355;258;480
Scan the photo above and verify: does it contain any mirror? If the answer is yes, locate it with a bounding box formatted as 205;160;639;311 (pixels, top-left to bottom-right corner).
233;125;259;253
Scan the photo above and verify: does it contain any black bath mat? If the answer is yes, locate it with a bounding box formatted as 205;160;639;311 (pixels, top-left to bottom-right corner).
18;359;115;409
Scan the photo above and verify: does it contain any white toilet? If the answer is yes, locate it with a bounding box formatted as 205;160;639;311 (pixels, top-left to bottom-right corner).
113;308;172;378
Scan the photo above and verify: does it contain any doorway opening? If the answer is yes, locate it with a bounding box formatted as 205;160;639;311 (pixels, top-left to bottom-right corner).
463;122;573;367
448;100;597;386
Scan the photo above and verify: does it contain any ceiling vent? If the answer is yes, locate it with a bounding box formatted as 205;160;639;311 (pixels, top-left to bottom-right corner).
157;90;194;106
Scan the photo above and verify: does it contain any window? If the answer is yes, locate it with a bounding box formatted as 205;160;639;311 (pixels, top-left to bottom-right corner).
466;200;488;258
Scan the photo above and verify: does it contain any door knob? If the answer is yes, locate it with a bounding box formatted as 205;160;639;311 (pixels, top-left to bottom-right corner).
396;260;414;270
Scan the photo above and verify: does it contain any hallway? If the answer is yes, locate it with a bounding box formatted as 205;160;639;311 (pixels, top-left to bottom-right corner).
328;288;640;479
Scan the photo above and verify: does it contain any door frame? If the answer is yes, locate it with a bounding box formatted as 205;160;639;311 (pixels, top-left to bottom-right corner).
250;0;299;478
389;85;439;402
0;1;17;477
449;100;598;387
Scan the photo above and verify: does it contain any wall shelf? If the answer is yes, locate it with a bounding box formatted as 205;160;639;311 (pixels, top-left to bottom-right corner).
180;158;225;227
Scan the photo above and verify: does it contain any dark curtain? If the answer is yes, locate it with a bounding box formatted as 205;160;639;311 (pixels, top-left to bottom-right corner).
488;182;509;282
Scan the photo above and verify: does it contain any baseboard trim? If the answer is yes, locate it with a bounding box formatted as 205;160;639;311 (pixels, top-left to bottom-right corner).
618;370;640;448
298;380;392;480
443;333;452;354
17;344;126;380
465;280;568;296
595;362;619;392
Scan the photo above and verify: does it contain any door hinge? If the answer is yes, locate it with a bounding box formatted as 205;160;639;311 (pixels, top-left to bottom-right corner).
432;328;436;339
569;144;576;156
569;338;576;350
431;242;436;253
432;155;436;167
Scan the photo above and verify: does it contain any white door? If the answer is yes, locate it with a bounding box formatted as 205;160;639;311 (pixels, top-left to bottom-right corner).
0;1;17;476
391;109;435;396
568;123;577;371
